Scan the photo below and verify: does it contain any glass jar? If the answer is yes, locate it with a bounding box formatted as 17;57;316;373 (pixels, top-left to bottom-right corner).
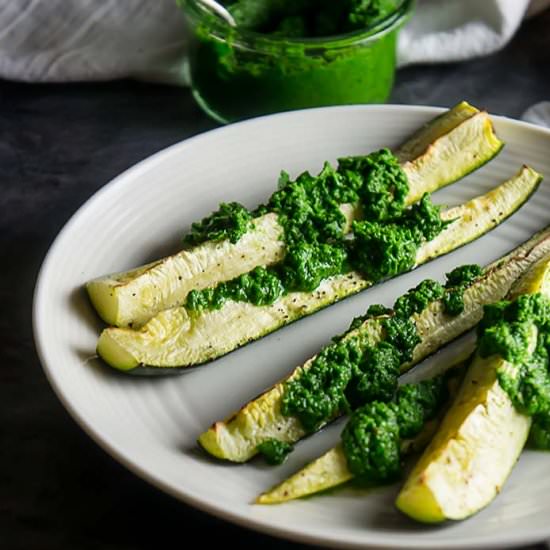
180;1;414;124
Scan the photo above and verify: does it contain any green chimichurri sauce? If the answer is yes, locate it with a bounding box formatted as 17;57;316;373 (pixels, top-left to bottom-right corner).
530;415;550;450
186;149;449;313
443;264;483;315
256;438;294;465
222;0;401;37
253;265;481;464
281;334;366;432
341;375;448;483
279;266;480;434
184;201;253;246
349;194;449;281
342;401;401;482
186;266;285;311
393;279;444;319
477;293;550;450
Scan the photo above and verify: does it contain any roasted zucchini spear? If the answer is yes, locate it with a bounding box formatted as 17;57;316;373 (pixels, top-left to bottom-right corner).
98;167;542;373
396;254;550;523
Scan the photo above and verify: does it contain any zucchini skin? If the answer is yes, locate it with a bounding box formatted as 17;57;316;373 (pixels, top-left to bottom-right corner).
97;167;543;374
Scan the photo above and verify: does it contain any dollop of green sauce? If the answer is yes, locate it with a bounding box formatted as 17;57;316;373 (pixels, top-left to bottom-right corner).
222;0;401;38
256;438;294;465
477;293;550;450
341;376;447;483
186;266;285;311
443;264;483;315
350;194;448;281
281;335;365;432
345;303;392;333
184;201;253;246
185;149;448;312
393;279;445;319
341;401;401;482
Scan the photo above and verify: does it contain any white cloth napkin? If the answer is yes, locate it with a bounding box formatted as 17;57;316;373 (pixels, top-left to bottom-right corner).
0;0;548;84
523;102;550;127
399;0;537;66
0;0;187;84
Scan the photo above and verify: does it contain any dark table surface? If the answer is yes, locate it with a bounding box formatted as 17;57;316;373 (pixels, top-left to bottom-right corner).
3;10;550;550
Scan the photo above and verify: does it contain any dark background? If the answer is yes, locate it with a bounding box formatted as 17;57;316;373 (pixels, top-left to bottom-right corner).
2;10;550;550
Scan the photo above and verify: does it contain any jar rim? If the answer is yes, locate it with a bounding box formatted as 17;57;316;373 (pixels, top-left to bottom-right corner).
179;0;414;50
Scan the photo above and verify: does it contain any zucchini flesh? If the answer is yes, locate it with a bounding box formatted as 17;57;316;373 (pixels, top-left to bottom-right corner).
395;256;550;523
87;102;502;328
395;354;532;523
97;166;542;374
257;444;354;505
395;101;479;164
198;210;550;463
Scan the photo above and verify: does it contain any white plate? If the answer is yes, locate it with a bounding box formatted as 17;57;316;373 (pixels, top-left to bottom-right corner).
33;105;550;549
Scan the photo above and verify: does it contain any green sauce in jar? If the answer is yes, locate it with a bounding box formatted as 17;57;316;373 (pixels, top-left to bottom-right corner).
178;0;414;123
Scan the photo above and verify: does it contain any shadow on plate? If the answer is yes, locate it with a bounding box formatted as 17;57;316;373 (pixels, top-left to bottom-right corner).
70;285;104;333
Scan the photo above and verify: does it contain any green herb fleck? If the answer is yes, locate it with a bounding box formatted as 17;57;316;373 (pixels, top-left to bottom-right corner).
445;264;483;288
345;304;392;333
